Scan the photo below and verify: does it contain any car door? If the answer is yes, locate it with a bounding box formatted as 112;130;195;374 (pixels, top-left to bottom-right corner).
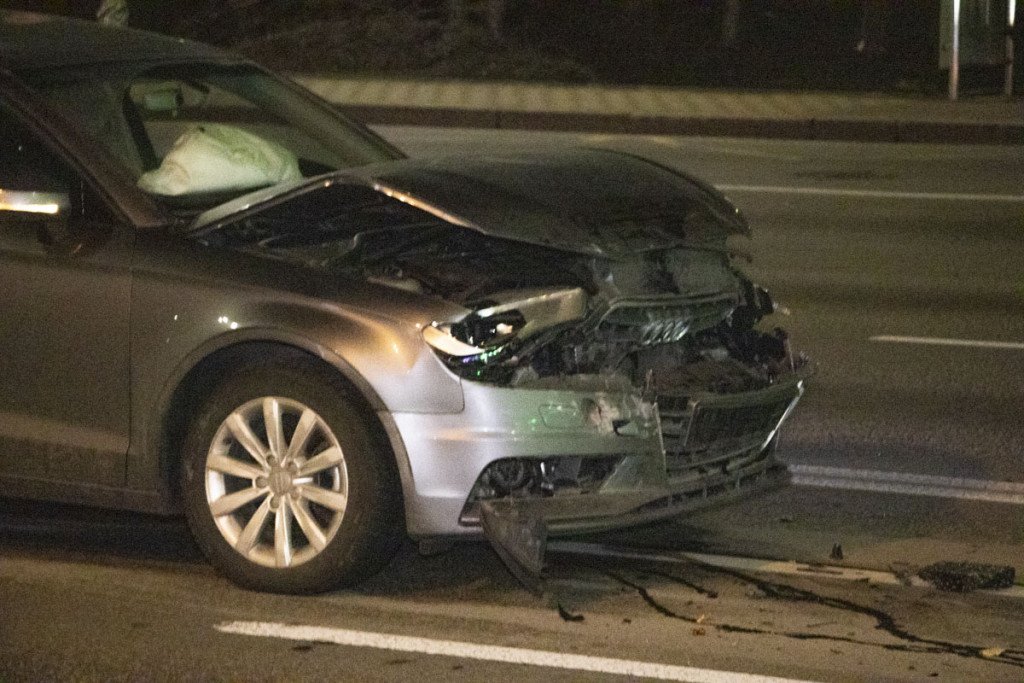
0;101;132;490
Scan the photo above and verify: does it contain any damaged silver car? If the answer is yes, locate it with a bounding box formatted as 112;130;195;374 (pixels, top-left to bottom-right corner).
0;11;809;593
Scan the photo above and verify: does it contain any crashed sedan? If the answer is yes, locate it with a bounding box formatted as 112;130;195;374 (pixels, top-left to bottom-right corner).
0;11;809;593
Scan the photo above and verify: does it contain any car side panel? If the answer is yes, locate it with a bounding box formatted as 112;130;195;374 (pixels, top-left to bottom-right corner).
0;91;134;491
0;217;133;487
125;232;465;495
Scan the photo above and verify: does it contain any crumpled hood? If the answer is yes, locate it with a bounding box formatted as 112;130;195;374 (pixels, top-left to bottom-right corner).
352;148;749;257
191;149;749;259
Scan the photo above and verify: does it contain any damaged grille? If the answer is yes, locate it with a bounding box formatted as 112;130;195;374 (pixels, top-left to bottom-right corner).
594;293;738;347
658;382;801;480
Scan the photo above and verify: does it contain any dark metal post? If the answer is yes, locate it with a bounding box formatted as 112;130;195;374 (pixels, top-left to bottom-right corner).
949;0;961;101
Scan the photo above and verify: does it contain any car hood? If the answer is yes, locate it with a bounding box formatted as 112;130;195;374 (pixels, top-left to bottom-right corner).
191;148;749;258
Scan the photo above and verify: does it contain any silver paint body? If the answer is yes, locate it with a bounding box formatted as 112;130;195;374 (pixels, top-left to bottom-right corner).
0;11;804;541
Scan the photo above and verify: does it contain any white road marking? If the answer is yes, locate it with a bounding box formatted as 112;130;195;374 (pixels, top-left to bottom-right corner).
790;465;1024;505
717;184;1024;202
215;621;815;683
549;542;1024;599
637;137;805;161
870;335;1024;351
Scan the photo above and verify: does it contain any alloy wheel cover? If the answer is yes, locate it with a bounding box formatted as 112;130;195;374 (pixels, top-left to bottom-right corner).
204;396;349;568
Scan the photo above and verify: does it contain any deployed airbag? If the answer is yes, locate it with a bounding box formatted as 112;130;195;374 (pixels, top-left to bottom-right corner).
138;124;301;196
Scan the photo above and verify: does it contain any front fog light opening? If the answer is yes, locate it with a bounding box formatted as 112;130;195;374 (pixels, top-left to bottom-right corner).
488;458;531;494
458;455;624;525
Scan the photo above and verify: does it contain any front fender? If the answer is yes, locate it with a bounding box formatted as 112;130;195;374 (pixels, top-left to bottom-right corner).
127;284;464;495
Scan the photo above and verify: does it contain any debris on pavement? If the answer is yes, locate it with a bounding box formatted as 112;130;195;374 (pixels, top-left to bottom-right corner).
980;647;1006;659
917;562;1015;593
556;602;585;622
830;543;844;561
890;563;916;587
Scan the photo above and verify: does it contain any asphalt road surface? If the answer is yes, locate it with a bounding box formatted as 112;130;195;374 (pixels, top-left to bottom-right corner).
2;131;1022;682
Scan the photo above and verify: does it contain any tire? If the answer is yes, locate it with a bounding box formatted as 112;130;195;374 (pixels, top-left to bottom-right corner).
180;358;403;593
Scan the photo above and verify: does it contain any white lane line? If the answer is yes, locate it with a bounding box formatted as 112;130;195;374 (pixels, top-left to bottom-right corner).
641;137;806;161
870;335;1024;351
215;621;815;683
548;542;1024;599
717;184;1024;202
790;465;1024;506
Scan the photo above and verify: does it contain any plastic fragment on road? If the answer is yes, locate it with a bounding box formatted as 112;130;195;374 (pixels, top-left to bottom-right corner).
917;561;1015;593
556;603;585;622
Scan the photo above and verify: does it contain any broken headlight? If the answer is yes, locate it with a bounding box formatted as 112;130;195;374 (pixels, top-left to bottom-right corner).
423;309;527;377
448;309;527;349
423;287;589;380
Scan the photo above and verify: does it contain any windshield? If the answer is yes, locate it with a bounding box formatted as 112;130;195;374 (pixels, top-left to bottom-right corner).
17;61;402;211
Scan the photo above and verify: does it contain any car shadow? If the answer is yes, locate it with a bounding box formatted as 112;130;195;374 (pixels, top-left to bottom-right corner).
0;499;204;566
0;498;728;602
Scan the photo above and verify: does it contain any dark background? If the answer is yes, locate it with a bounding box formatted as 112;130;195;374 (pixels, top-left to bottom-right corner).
6;2;1021;94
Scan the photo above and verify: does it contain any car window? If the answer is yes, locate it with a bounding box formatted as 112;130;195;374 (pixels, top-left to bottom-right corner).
127;78;339;175
33;78;148;178
0;103;115;225
18;63;399;210
0;105;73;195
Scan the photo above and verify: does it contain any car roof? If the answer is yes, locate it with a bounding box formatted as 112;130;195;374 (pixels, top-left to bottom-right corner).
0;10;229;72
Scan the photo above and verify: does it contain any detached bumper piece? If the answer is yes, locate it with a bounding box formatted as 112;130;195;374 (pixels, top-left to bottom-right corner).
478;457;790;592
475;373;807;590
480;499;547;595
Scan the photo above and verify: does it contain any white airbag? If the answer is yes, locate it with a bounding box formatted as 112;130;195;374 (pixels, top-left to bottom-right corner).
138;124;301;196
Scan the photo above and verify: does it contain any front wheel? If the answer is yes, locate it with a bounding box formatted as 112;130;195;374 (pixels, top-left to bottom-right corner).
181;361;403;593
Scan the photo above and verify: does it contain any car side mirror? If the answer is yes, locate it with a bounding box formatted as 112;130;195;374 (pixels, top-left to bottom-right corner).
0;187;84;255
0;188;70;217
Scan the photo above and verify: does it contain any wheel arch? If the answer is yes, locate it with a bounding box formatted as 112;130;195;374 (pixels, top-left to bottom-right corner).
150;333;413;521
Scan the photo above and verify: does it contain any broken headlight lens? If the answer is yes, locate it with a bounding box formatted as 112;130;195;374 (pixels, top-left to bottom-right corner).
423;309;527;376
449;309;527;348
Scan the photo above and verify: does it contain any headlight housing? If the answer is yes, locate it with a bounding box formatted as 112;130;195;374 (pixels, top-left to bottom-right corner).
423;287;589;381
448;309;528;349
423;309;526;379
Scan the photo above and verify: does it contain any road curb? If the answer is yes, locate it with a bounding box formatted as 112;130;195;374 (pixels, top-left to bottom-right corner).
339;104;1024;144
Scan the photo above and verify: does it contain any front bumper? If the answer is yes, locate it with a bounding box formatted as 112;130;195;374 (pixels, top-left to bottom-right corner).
391;369;808;539
477;458;790;590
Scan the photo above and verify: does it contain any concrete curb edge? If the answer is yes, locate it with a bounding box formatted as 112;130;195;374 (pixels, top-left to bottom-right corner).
338;104;1024;144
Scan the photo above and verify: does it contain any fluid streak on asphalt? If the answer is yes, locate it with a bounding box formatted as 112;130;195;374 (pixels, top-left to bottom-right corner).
215;621;815;683
870;335;1024;351
548;542;1024;598
716;184;1024;202
789;465;1024;505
